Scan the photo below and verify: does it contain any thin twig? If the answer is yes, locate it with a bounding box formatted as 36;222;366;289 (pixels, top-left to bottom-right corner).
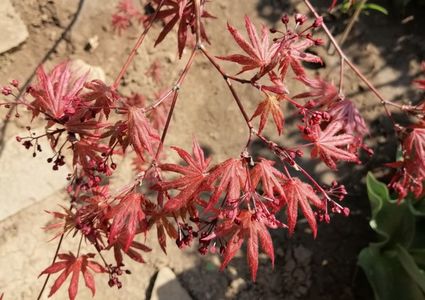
112;0;165;89
329;0;367;55
303;0;396;124
154;48;198;160
36;234;65;300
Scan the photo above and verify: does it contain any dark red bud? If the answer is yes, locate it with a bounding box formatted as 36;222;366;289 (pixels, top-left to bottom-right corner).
313;17;323;28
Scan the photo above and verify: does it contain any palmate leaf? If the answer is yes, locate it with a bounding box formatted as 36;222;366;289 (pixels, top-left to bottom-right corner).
152;0;213;57
305;121;359;170
220;211;274;281
251;94;285;135
283;177;324;237
159;138;211;211
127;107;160;159
110;235;152;266
107;193;146;251
250;158;286;202
81;80;119;118
39;252;105;300
205;158;248;211
30;62;87;120
218;16;279;79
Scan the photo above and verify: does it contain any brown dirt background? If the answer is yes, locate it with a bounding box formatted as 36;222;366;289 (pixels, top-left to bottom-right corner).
0;0;424;299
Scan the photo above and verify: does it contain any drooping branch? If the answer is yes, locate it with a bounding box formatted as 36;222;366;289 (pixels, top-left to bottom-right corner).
303;0;396;123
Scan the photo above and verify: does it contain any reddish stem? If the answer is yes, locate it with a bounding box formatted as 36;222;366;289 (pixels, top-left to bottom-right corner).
200;46;253;129
37;234;64;300
154;48;198;160
112;0;165;90
302;0;397;124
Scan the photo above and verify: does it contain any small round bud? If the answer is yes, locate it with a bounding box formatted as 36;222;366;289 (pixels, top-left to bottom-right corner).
342;207;350;217
1;86;12;96
313;17;323;28
10;79;19;87
295;14;307;25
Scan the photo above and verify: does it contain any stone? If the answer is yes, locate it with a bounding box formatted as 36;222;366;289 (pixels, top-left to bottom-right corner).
0;131;70;221
0;0;29;54
69;59;106;82
151;267;192;300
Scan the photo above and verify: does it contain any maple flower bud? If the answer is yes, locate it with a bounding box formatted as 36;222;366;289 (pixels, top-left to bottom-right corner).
342;207;350;217
313;17;323;28
314;38;325;46
270;28;277;33
324;214;331;223
295;14;307;25
281;15;289;24
10;79;19;87
1;86;12;96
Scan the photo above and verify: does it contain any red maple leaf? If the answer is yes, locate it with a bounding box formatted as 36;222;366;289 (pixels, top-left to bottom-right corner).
218;16;279;79
304;121;359;169
159;138;211;211
283;177;324;237
404;127;425;163
152;0;213;57
261;71;288;95
39;252;105;300
250;158;287;203
65;111;107;138
205;158;248;211
278;39;322;78
219;210;274;281
145;201;178;253
295;76;338;107
107;193;145;251
72;140;110;175
328;99;368;137
82;80;119;118
127;107;160;159
110;234;152;266
30;62;87;120
251;93;285;135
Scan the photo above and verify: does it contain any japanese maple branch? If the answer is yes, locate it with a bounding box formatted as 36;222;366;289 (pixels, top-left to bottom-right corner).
154;47;198;160
36;234;65;300
255;133;343;212
200;46;255;149
303;0;396;123
112;0;165;89
194;0;202;45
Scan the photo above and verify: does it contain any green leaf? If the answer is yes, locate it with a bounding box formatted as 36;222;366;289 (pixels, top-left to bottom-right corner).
366;172;390;218
396;244;425;293
362;3;389;15
408;198;425;217
411;249;425;269
359;247;425;300
366;173;416;249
